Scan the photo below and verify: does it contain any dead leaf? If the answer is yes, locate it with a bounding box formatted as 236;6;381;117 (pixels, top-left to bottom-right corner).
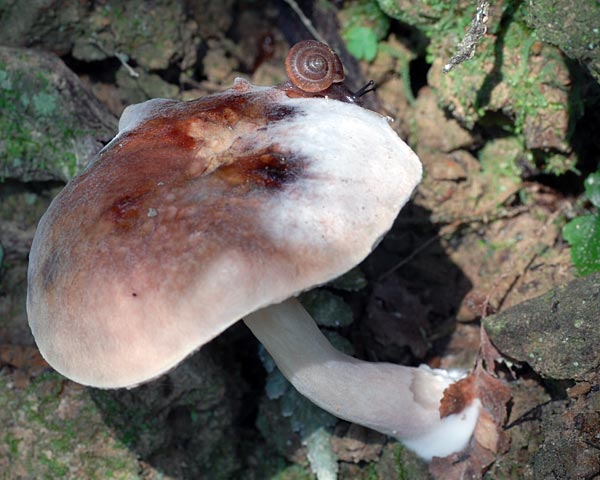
431;327;512;479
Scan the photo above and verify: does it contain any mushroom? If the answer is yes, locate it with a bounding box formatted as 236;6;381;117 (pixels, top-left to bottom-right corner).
27;41;480;460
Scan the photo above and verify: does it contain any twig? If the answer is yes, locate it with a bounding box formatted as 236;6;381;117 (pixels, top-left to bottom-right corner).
379;221;462;280
431;204;528;226
443;0;490;74
504;400;556;429
89;38;139;78
114;52;139;78
282;0;327;44
379;202;532;281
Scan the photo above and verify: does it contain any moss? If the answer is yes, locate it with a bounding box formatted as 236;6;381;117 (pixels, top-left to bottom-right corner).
376;0;461;28
521;0;600;83
0;61;86;181
369;442;429;480
417;1;579;175
479;137;523;179
365;463;379;480
393;444;407;480
271;464;314;480
72;0;186;71
4;432;20;456
371;0;583;175
484;273;600;378
541;151;578;176
0;372;142;478
90;389;157;448
39;451;69;478
439;17;542;125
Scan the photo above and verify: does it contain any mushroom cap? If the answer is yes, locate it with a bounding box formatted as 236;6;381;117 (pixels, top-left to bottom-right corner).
27;78;422;388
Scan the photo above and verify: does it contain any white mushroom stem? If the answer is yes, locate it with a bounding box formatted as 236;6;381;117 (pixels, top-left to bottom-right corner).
244;298;481;460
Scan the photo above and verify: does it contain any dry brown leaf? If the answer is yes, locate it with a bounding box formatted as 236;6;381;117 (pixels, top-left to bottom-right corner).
431;327;512;479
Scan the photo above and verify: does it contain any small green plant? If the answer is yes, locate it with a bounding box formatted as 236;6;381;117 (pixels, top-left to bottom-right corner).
340;0;390;61
563;171;600;275
344;26;378;61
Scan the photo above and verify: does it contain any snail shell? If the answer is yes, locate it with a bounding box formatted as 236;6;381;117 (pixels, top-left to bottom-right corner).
285;40;344;93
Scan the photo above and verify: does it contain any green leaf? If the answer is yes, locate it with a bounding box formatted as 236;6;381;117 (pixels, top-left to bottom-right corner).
328;267;367;291
264;369;289;400
584;171;600;208
300;290;354;327
563;214;600;275
280;387;337;435
343;26;378;62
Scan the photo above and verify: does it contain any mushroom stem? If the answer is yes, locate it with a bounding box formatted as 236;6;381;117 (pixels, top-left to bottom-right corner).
244;298;480;460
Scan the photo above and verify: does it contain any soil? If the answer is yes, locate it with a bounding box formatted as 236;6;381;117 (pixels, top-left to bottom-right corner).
1;1;599;479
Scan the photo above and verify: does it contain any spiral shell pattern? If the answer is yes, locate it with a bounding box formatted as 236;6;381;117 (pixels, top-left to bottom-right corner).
285;40;345;93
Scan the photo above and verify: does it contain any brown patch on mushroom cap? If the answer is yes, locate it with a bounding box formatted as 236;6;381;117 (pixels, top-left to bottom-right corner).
27;79;421;388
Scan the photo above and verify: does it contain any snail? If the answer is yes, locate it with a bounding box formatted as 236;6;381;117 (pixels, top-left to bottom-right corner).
285;40;345;93
282;40;375;103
